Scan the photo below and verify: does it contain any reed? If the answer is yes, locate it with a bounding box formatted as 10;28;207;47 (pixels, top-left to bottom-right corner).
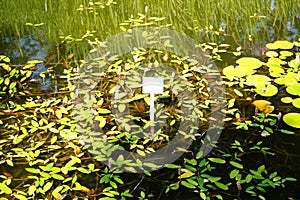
0;0;299;58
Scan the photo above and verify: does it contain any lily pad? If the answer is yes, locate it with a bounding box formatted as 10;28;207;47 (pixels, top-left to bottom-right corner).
281;97;294;103
246;75;271;86
223;65;254;81
280;51;293;57
254;84;278;97
267;57;286;66
223;65;243;80
274;72;299;85
236;57;263;69
265;51;278;58
268;65;284;77
286;83;300;96
283;113;300;128
292;98;300;108
266;40;294;50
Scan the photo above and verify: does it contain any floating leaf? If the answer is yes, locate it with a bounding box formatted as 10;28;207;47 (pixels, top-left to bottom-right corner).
254;84;278;97
236;57;263;69
281;97;293;103
265;51;278;57
292;98;300;108
246;75;271;86
286;83;300;96
283;113;300;128
280;51;293;57
266;40;294;50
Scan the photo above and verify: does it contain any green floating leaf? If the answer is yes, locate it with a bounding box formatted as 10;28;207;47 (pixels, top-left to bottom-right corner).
281;97;294;103
283;113;300;128
286;83;300;96
255;84;278;97
265;51;278;58
280;50;293;57
266;40;294;50
208;157;226;164
246;75;271;86
292;98;300;108
236;57;263;69
222;65;253;80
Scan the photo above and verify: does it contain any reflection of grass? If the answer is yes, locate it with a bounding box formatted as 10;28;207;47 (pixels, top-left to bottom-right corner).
1;0;299;58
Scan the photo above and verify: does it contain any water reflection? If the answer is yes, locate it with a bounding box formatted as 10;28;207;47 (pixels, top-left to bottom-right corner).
1;35;53;91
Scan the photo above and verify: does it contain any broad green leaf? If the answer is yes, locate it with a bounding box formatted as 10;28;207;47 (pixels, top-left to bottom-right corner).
281;97;293;103
283;113;300;128
236;57;263;69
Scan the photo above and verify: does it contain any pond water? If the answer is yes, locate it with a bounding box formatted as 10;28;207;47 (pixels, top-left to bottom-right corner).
1;0;300;199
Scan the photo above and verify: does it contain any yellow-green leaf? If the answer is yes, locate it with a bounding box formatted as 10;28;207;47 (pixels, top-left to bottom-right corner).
230;161;243;169
208;157;226;164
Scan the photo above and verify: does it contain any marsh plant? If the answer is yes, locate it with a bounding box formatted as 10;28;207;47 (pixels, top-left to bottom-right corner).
0;11;299;200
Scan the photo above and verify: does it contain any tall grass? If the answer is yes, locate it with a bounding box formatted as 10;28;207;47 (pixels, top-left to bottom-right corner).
0;0;299;58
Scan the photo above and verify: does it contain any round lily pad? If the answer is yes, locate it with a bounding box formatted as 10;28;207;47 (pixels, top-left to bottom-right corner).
267;57;286;65
265;51;278;57
223;65;246;81
236;57;263;69
292;98;300;108
246;75;271;86
268;65;284;77
281;97;294;103
283;113;300;128
286;83;300;96
255;84;278;97
275;76;297;85
266;40;294;50
280;51;293;57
